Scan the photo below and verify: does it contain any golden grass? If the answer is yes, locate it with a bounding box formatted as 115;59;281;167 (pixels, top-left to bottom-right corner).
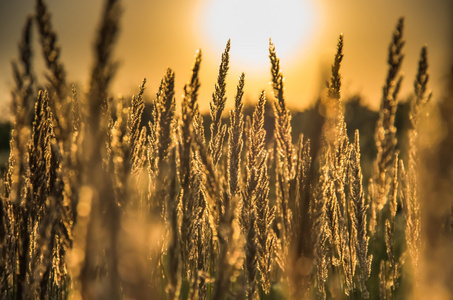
1;1;453;299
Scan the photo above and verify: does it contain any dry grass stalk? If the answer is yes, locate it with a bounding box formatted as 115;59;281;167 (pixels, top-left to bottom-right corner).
400;46;430;282
35;0;74;142
332;105;354;297
191;106;219;207
191;46;234;242
78;2;123;299
11;15;35;128
209;40;230;168
399;161;420;277
410;46;431;127
36;0;67;100
240;91;269;298
321;34;356;296
17;91;50;299
228;73;245;198
366;20;407;299
213;73;245;298
327;34;344;102
371;18;405;233
382;154;401;298
7;16;36;204
181;152;204;284
187;152;214;300
126;79;146;163
324;34;345;144
269;40;294;250
32;92;66;299
87;0;121;125
269;39;293;172
179;50;202;191
314;151;335;300
2;27;37;293
156;69;176;163
5;90;69;299
249;92;274;295
146;71;180;298
178;52;203;282
348;130;372;298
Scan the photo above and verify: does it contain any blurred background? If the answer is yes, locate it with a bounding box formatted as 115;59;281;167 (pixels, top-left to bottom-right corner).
0;0;452;118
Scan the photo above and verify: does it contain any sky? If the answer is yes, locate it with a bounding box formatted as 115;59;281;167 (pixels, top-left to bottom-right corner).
0;0;452;119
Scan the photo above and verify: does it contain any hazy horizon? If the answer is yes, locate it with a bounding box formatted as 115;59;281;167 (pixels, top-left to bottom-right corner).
1;0;452;120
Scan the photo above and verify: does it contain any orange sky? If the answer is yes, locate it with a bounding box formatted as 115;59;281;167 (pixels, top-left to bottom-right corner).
0;0;452;119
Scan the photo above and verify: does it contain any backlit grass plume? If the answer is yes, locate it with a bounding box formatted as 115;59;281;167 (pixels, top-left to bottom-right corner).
269;39;294;250
249;92;274;295
371;18;405;233
213;73;245;298
11;15;35;128
36;0;67;101
209;40;230;168
400;46;430;285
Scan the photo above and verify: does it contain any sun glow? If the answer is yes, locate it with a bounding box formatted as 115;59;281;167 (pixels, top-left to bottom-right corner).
198;0;320;68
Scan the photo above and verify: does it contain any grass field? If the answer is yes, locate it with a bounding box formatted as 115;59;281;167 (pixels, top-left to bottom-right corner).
1;0;453;299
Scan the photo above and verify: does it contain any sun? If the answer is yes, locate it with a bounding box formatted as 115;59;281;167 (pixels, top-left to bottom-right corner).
198;0;320;68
